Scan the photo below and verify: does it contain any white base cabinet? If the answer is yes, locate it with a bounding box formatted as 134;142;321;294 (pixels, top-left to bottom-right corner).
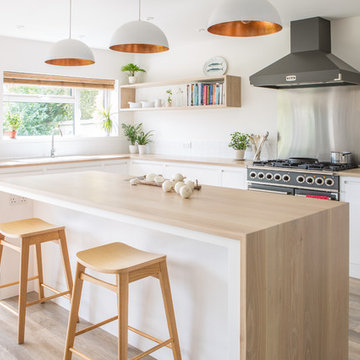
340;176;360;278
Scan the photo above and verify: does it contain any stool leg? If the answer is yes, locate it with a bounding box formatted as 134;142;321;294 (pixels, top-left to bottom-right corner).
58;230;73;301
0;235;4;270
116;272;129;360
159;260;182;360
35;243;45;303
18;240;30;344
64;262;85;360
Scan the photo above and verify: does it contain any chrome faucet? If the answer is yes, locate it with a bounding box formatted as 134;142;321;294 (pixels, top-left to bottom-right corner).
50;126;63;158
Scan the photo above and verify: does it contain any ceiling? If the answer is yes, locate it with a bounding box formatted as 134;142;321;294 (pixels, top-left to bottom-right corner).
0;0;359;49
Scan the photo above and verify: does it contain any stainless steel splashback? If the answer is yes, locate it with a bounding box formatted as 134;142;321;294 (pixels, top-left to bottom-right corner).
278;86;360;164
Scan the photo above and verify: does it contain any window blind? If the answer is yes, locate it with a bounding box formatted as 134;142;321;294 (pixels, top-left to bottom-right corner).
3;72;115;90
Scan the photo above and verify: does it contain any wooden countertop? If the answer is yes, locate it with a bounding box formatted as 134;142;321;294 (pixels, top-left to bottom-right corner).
337;168;360;178
0;154;249;169
0;171;346;240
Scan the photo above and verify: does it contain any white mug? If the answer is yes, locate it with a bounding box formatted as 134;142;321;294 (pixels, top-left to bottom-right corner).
154;99;162;107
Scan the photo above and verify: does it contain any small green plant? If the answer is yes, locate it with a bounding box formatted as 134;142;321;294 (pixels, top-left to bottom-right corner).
228;132;250;150
137;130;154;145
166;89;173;105
121;63;146;77
99;106;116;136
5;112;22;131
121;123;143;145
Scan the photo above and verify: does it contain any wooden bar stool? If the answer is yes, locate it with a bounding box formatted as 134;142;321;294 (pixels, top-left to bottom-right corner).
64;242;182;360
0;218;73;344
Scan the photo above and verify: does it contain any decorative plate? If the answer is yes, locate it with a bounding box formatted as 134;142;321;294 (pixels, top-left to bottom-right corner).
203;56;228;76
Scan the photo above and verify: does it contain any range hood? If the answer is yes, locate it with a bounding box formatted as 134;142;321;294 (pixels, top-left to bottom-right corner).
250;17;360;89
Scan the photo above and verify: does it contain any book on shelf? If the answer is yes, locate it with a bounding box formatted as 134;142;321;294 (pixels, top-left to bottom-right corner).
186;81;225;107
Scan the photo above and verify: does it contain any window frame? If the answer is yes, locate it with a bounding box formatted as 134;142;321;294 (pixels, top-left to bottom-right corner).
1;73;118;140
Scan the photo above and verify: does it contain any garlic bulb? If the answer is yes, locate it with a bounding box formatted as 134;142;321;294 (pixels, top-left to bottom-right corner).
130;178;140;186
162;180;173;192
146;173;157;182
174;181;185;194
154;175;165;184
172;173;184;182
180;185;193;199
185;180;195;190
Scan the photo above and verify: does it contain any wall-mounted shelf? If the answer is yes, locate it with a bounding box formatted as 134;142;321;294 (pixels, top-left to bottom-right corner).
119;75;241;112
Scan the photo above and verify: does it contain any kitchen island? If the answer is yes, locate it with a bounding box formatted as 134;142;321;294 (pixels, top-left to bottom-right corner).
0;171;349;360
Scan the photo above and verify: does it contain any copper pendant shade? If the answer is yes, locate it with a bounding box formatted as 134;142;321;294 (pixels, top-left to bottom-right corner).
45;0;95;66
208;0;282;37
109;0;169;54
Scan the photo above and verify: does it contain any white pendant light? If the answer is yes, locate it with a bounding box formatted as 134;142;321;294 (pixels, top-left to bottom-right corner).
208;0;282;37
45;0;95;66
109;0;169;53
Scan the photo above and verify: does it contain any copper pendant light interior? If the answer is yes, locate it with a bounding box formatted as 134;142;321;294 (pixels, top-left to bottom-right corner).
109;43;169;53
45;58;95;66
208;20;282;37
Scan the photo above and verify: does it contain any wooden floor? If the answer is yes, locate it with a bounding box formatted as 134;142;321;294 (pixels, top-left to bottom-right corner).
350;277;360;360
0;292;155;360
0;280;360;359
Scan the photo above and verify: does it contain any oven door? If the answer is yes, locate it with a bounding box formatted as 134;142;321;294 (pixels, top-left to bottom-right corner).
294;188;338;201
248;183;294;195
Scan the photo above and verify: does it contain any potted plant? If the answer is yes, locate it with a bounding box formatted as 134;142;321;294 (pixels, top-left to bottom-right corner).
99;106;116;136
166;89;173;107
228;132;250;160
121;63;146;84
121;123;143;153
5;112;22;139
137;130;154;155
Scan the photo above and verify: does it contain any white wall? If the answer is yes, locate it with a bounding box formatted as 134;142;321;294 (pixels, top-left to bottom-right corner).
0;35;132;159
128;16;360;160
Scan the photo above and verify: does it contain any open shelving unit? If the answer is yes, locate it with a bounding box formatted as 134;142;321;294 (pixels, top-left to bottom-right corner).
119;75;241;112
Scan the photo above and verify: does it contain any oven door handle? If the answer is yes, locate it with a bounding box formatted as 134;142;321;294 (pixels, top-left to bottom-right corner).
248;188;290;195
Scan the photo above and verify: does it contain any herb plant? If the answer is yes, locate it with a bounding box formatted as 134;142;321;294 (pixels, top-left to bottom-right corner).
5;112;22;131
121;64;146;77
228;132;250;150
121;123;143;145
137;130;154;145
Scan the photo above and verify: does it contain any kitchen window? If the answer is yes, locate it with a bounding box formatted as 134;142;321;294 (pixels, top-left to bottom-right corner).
2;72;117;138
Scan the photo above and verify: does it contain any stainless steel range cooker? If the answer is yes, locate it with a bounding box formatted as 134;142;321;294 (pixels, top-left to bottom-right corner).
247;157;357;201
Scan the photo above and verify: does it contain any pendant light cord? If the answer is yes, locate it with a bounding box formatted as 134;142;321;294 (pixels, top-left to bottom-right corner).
138;0;141;21
69;0;72;38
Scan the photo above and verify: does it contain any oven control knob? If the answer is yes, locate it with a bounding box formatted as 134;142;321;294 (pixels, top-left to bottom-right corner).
258;172;265;180
316;178;324;185
296;176;305;183
325;178;335;187
274;173;281;181
266;173;273;180
249;171;257;179
282;174;291;182
306;177;314;184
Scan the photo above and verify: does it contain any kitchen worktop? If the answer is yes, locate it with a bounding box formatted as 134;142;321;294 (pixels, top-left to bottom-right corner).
0;171;345;239
0;154;249;169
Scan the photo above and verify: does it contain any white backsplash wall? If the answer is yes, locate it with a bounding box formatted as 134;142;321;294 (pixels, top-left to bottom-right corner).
128;16;360;160
0;35;132;159
131;27;291;160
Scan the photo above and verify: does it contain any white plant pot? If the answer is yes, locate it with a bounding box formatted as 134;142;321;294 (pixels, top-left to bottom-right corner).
138;145;147;155
234;149;245;160
129;144;138;154
128;76;136;84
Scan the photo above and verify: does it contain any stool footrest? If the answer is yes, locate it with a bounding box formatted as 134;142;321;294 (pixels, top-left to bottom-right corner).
41;283;71;299
131;338;173;360
26;290;70;307
0;275;39;289
0;239;21;253
129;325;173;349
80;272;117;292
69;347;93;360
75;316;118;337
0;301;19;316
